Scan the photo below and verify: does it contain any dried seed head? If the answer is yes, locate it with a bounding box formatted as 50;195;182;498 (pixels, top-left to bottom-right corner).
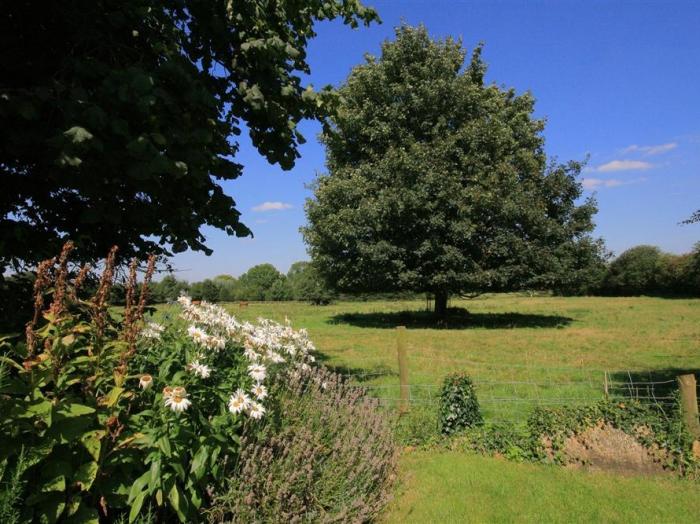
49;240;74;317
25;257;55;354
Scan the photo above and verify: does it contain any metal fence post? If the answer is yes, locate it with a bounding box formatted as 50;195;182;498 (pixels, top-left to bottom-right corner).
397;326;409;413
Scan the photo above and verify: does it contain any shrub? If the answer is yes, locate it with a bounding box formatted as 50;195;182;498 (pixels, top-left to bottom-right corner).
0;243;316;522
208;366;397;523
439;372;483;435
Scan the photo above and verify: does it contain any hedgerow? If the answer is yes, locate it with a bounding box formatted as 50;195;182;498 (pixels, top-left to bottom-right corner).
448;399;698;477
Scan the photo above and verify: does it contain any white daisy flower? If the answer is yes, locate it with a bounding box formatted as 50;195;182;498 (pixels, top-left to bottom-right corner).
188;361;212;379
205;335;226;351
251;383;268;400
244;346;260;361
141;322;165;339
247;401;266;420
164;387;191;413
139;374;153;390
228;389;251;414
265;350;285;363
248;364;266;382
187;325;208;346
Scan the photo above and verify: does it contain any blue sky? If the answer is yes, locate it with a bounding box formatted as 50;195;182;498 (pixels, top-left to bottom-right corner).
170;0;700;281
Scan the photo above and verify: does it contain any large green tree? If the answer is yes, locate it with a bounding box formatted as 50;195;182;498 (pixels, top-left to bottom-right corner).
237;263;285;301
303;26;603;317
0;0;377;270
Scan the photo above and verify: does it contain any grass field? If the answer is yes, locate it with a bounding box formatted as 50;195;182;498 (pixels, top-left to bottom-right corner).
168;294;700;521
222;294;700;423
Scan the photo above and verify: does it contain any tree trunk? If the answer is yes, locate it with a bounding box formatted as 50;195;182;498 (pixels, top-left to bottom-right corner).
434;290;448;319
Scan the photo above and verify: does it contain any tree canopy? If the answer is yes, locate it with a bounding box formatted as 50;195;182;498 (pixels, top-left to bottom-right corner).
287;261;334;304
0;0;377;271
237;263;286;301
303;25;603;316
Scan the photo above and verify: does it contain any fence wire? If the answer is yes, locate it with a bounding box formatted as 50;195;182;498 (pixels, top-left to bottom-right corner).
326;349;682;423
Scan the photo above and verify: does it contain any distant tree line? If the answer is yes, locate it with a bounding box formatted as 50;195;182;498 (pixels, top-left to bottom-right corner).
143;243;700;303
138;262;334;305
561;243;700;297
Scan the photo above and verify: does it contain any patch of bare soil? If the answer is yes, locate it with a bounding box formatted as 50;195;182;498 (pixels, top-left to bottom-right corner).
542;422;672;476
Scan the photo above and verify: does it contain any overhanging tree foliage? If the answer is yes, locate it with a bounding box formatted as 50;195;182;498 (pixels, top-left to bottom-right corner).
0;0;377;271
683;210;700;224
303;25;604;317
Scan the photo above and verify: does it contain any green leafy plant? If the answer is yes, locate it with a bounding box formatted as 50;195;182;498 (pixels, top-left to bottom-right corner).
451;424;535;462
0;243;317;522
439;372;483;435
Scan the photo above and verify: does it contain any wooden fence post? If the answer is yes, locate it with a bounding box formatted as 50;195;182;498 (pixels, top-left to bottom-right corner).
396;326;409;414
604;371;609;399
677;374;700;438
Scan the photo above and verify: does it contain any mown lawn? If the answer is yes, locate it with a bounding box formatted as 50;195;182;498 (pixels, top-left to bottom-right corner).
383;451;700;523
162;294;700;520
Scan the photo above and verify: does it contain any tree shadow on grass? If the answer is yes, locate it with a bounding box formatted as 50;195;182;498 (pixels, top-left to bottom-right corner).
328;307;573;330
313;352;397;383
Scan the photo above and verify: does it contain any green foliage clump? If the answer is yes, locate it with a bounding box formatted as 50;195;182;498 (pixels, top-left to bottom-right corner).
444;400;697;476
208;367;397;523
603;245;666;295
0;438;28;524
439;373;483;435
394;405;441;446
451;424;536;462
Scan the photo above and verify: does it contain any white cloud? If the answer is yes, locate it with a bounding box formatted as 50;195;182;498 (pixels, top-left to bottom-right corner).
582;177;647;190
252;201;293;212
594;160;653;172
621;142;677;156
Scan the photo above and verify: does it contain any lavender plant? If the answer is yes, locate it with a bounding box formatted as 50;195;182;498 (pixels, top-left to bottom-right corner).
208;366;397;523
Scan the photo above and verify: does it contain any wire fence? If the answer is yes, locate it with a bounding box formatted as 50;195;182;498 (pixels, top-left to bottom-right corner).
327;345;683;424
